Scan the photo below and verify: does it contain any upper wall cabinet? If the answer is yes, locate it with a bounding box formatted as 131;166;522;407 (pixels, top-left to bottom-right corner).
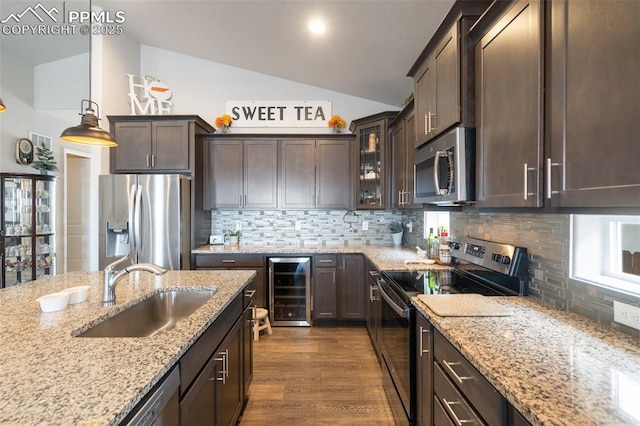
389;101;417;209
206;139;278;210
205;136;353;211
408;1;490;149
473;0;544;208
547;0;640;207
108;115;214;174
350;112;397;210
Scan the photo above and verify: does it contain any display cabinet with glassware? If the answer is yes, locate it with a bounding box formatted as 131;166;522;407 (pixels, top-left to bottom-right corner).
1;173;56;288
349;111;398;210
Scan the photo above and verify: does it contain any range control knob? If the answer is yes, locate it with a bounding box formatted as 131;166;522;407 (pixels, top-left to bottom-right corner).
451;242;461;250
491;253;511;265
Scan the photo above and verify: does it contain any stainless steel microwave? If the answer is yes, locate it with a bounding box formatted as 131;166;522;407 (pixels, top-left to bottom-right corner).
414;127;475;205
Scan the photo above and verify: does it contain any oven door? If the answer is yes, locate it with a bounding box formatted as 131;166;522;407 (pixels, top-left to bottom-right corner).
378;278;415;425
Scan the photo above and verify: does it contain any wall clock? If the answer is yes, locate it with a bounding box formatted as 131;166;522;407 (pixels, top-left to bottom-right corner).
16;138;34;165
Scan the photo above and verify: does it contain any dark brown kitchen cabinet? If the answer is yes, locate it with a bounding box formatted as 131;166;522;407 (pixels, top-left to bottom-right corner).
313;254;365;323
434;329;507;426
195;254;266;308
350;112;397;210
338;254;365;320
547;0;640;207
474;0;544;208
408;1;489;148
279;139;352;209
179;291;246;426
108;115;214;174
312;255;338;320
416;312;433;426
206;139;278;210
390;100;417;209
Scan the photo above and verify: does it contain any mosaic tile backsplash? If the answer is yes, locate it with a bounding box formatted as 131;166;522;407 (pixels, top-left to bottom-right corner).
402;210;640;338
210;210;403;247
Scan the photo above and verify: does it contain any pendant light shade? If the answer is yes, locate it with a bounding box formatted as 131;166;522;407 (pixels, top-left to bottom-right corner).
0;97;6;112
60;99;117;147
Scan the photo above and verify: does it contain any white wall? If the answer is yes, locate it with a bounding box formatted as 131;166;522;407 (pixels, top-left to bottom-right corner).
137;46;399;132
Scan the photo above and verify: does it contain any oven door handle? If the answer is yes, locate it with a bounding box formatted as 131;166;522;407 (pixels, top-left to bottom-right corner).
378;281;410;319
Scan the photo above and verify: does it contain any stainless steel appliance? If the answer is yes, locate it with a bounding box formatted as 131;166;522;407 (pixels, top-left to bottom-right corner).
378;236;528;425
268;257;311;326
99;174;191;270
414;127;475;205
124;366;180;425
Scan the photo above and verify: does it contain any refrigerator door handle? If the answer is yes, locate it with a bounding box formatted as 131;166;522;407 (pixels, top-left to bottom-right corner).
128;184;137;263
133;184;143;264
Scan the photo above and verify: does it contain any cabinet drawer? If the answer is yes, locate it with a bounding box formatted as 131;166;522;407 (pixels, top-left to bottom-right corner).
180;295;242;396
434;396;456;426
195;254;264;268
314;255;337;267
434;362;484;425
434;330;505;425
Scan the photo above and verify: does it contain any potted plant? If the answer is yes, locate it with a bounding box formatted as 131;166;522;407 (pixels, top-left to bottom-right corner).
31;141;58;174
228;230;240;245
389;221;403;246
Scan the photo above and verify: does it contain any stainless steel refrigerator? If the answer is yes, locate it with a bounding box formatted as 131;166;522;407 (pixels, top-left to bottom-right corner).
99;174;191;270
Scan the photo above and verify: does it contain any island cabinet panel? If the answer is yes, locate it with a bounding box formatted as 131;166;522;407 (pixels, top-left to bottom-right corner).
548;0;640;207
108;115;214;174
205;139;278;210
474;0;544;208
179;293;245;426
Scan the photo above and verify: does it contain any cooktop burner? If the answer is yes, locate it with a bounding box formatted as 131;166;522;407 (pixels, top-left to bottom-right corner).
381;270;506;297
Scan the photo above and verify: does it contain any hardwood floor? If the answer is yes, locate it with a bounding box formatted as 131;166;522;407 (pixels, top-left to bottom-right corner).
239;326;395;425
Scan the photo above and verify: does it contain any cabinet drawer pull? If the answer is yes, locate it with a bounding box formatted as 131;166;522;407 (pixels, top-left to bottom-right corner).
442;360;473;385
222;260;236;264
442;398;474;426
546;158;562;199
214;349;229;384
318;259;333;263
419;326;430;356
245;289;256;298
523;163;536;200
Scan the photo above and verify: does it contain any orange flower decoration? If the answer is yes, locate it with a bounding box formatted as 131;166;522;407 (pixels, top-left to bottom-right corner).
215;114;233;128
327;114;346;129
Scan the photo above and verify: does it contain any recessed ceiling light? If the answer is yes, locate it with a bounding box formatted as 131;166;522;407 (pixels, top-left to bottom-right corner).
308;18;326;35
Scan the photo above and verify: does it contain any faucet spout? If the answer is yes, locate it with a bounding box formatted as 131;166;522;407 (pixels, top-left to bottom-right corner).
102;255;168;307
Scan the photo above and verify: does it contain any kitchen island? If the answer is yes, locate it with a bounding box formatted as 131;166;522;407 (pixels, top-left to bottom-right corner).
414;296;640;425
0;269;255;425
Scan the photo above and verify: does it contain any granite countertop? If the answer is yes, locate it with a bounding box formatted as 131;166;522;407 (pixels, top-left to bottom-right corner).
413;296;640;426
0;269;255;425
192;243;453;272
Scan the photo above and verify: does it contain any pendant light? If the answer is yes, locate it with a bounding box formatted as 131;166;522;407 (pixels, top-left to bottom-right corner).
60;1;116;147
0;97;6;112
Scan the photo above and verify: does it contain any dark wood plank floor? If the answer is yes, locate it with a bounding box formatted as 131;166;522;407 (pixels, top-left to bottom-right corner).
239;326;395;425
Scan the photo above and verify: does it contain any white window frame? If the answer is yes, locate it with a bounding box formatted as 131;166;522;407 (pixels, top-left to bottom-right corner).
571;215;640;296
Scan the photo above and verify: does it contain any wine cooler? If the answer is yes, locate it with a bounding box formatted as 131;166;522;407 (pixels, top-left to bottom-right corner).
268;257;311;326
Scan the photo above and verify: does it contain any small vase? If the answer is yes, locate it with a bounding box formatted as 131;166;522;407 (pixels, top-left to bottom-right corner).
333;126;342;134
229;236;239;245
391;231;403;246
219;126;229;134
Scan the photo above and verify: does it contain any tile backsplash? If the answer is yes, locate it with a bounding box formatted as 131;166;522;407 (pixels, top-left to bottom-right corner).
403;209;640;338
210;210;402;247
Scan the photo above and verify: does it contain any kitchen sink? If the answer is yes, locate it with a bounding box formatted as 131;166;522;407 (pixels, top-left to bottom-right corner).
76;289;217;338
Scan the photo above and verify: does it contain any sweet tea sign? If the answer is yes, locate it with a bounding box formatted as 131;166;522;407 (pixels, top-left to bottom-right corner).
226;101;331;127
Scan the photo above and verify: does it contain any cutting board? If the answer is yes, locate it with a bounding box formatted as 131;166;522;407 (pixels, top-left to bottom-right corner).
417;294;513;317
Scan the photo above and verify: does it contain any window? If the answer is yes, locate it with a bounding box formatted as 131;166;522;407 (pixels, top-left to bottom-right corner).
424;211;450;239
572;215;640;296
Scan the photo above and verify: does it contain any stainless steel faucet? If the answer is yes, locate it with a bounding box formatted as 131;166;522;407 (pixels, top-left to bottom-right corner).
102;254;167;307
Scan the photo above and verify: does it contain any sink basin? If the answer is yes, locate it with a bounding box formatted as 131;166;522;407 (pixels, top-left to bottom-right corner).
76;289;216;338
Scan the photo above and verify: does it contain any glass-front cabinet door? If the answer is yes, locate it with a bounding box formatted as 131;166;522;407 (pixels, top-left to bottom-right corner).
350;112;397;210
1;174;56;288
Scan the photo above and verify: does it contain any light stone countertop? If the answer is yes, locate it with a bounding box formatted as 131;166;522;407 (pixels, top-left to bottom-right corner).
413;296;640;426
0;269;255;426
192;243;453;272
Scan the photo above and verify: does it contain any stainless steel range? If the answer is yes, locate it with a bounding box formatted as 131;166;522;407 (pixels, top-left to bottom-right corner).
377;236;529;425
